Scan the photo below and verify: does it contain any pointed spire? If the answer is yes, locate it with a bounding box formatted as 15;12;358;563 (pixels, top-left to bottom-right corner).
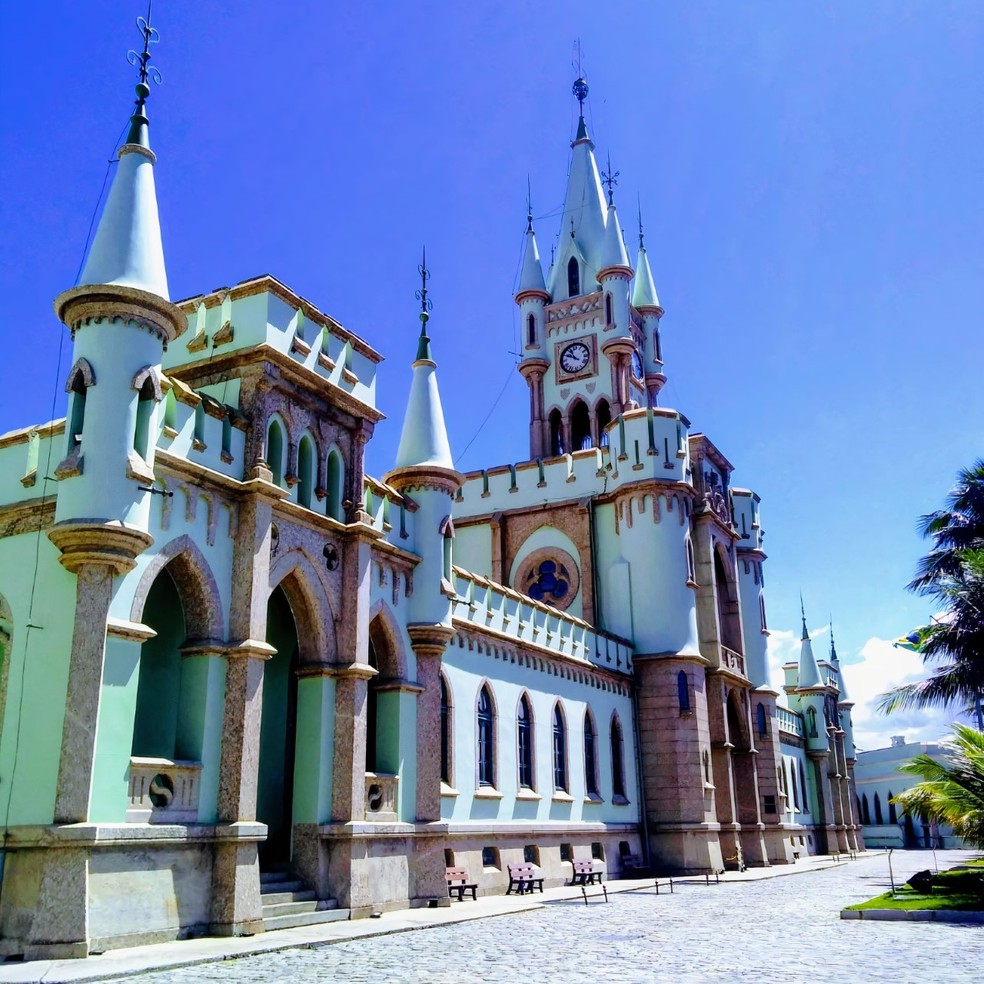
796;597;825;690
632;200;662;311
829;618;851;702
517;186;547;297
393;252;455;472
79;7;169;299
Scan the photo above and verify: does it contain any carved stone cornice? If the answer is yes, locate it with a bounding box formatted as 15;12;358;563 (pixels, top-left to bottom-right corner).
54;284;188;347
47;520;153;575
382;464;463;498
0;497;56;539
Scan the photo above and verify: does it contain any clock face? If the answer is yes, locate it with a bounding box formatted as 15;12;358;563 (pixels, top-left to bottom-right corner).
560;341;591;374
631;350;644;379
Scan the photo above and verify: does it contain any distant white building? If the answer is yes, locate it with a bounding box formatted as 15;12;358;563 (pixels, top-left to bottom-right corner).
854;736;970;849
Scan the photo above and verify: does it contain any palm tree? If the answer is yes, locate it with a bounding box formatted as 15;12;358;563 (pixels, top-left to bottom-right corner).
892;724;984;851
880;462;984;724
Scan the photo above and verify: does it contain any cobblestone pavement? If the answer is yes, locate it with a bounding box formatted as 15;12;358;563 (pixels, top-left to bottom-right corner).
132;852;983;984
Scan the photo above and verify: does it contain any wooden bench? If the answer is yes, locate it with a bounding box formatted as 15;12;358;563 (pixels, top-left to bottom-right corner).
570;859;603;886
619;854;650;878
506;862;544;894
446;866;478;901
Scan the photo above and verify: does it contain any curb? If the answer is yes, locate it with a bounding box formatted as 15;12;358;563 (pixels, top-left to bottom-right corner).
840;908;984;924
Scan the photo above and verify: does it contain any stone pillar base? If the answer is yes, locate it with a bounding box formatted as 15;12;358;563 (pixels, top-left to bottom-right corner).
209;833;263;937
738;824;769;867
763;826;797;864
648;824;724;874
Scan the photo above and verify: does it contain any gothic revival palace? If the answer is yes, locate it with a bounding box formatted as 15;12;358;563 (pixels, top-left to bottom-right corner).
0;56;863;958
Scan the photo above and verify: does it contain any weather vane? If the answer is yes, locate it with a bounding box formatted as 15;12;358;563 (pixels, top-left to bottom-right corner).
637;194;645;248
526;176;533;232
415;247;432;327
601;153;619;206
572;39;588;113
127;2;162;90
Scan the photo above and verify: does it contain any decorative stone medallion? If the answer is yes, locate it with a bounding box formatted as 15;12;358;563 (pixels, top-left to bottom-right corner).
516;545;580;612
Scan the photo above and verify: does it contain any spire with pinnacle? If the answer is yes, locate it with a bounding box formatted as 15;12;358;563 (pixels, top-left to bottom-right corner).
78;5;170;299
599;154;630;272
517;182;547;297
829;619;851;702
391;252;456;473
632;200;662;311
796;596;826;690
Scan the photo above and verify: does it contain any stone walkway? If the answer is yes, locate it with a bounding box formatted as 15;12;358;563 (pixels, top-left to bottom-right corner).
3;851;981;983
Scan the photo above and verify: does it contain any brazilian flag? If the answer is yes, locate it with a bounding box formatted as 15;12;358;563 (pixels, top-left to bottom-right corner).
893;624;934;652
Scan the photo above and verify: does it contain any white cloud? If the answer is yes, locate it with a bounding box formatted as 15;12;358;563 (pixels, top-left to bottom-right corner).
767;627;965;752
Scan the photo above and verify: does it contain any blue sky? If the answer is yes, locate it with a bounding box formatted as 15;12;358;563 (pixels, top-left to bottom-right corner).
3;1;983;747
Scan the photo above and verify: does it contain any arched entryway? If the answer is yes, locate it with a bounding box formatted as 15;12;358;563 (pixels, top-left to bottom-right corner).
258;585;300;865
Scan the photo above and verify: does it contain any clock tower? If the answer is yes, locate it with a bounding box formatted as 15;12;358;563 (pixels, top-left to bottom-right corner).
516;75;661;462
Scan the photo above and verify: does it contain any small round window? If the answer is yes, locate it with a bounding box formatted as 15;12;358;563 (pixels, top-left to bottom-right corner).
516;546;581;612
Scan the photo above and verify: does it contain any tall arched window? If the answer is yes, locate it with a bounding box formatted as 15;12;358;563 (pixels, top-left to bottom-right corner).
570;400;591;451
584;710;599;798
791;761;800;810
267;418;286;487
807;707;818;737
567;256;580;297
677;671;691;714
553;704;568;792
517;694;534;789
596;399;611;447
549;408;564;456
686;537;697;584
756;703;768;737
888;792;898;825
874;792;883;825
297;435;315;509
799;763;808;811
132;371;158;460
611;715;626;800
65;359;94;454
477;685;495;787
527;313;536;346
326;449;344;520
861;793;871;825
440;675;451;785
605;293;613;325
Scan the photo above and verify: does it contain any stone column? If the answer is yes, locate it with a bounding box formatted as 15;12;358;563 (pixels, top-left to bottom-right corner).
349;425;370;523
210;479;281;937
47;521;153;823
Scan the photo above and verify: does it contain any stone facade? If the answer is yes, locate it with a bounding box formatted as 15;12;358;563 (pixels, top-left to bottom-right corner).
0;67;863;960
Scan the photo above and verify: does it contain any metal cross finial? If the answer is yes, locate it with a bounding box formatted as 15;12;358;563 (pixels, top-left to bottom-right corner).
415;247;432;328
570;218;575;240
127;2;162;90
637;194;645;249
526;176;533;232
601;154;619;206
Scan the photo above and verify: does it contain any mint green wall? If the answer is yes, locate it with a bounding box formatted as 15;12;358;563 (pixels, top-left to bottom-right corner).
0;533;77;826
132;571;184;757
453;524;492;577
178;654;226;822
292;676;334;824
89;634;142;822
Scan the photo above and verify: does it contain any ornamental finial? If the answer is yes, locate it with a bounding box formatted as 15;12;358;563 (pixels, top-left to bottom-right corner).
526;175;533;233
414;247;433;360
123;3;161;146
572;39;588;113
637;194;645;249
601;153;619;207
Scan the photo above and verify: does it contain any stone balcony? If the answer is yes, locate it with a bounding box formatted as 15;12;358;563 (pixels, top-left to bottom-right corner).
365;772;399;822
720;646;746;677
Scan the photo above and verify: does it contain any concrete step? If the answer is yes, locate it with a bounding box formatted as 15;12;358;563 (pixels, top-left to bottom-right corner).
260;889;317;905
260;879;307;895
260;869;291;884
262;907;350;932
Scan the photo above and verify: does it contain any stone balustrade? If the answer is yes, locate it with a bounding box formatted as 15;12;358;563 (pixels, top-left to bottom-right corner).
364;772;399;822
720;646;746;677
126;757;202;823
777;706;805;738
450;566;633;675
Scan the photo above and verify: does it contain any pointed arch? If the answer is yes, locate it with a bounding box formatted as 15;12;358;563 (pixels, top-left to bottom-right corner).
440;672;452;785
270;547;338;666
756;702;768;737
130;365;163;402
366;600;409;681
888;791;898;825
583;706;599;798
527;312;537;346
517;691;534;789
861;793;871;825
297;432;316;508
726;688;749;751
569;399;591;451
714;545;742;653
567;256;580;297
552;701;569;792
477;681;497;787
604;292;613;325
65;357;95;452
595;398;611;447
874;792;884;825
325;445;345;521
130;534;226;642
610;711;626;800
548;407;564;456
677;670;691;714
66;357;96;392
266;414;287;488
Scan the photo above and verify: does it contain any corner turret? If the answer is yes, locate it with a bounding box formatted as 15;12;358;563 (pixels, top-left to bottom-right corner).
633;210;666;405
51;12;186;558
